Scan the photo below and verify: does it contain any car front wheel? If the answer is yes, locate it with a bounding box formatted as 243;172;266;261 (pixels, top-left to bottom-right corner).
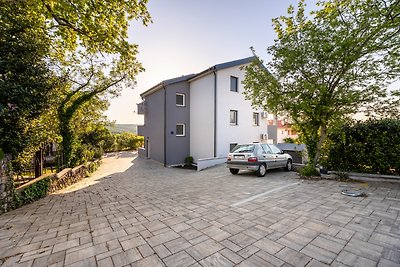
285;159;293;171
256;164;267;177
230;168;239;175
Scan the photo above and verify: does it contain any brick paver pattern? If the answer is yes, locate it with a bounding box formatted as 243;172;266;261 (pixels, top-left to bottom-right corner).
1;151;399;267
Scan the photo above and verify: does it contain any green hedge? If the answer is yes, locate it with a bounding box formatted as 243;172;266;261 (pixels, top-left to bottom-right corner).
324;119;400;175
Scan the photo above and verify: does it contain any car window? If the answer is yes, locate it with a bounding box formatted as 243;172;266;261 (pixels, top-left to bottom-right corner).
261;144;272;154
231;144;255;153
270;144;282;154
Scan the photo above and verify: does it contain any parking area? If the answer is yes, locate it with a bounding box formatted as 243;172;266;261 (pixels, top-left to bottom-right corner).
1;151;399;267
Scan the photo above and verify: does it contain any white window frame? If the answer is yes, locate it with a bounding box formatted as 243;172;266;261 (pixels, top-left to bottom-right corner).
230;110;238;125
253;112;260;126
176;123;185;137
176;93;185;107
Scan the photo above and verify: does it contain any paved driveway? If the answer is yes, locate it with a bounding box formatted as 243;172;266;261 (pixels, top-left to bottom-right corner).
1;151;399;267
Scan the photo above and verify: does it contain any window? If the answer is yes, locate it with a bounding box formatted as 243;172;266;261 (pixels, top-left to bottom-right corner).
229;143;238;152
176;124;185;136
230;76;238;92
262;144;272;154
253;112;259;126
230;110;238;125
270;144;282;154
176;93;185;106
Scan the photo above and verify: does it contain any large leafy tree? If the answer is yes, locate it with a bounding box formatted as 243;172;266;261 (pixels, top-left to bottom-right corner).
2;0;151;167
243;0;400;173
0;0;61;159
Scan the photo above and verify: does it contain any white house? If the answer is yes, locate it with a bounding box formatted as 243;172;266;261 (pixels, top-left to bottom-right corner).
138;57;269;170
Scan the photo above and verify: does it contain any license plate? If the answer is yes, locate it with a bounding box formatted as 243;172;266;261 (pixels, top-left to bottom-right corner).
234;155;245;159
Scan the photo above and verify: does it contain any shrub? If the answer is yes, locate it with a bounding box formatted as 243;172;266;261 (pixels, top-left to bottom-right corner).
324;119;400;175
184;156;193;165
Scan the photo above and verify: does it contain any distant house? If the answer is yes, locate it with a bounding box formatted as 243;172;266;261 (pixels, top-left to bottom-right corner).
267;119;298;144
137;57;269;169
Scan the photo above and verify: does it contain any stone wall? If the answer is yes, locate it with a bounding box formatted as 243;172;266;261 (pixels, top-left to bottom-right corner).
0;154;15;214
1;159;101;214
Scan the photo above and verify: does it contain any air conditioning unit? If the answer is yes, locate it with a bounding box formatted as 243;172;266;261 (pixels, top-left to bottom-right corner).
260;133;268;140
261;111;268;118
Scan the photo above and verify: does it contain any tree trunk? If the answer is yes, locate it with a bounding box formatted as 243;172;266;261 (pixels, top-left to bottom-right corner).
34;149;43;178
313;124;327;168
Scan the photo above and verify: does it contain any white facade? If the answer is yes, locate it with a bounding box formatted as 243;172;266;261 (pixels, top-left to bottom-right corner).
190;63;268;163
190;74;215;162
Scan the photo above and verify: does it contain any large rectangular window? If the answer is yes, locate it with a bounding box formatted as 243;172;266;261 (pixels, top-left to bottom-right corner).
176;124;185;136
176;93;185;107
253;112;260;126
230;110;238;125
230;76;238;92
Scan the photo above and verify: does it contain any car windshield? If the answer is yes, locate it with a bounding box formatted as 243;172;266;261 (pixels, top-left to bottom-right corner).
231;144;255;153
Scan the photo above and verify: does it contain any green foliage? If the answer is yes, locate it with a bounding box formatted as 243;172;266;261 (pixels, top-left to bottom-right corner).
0;0;61;159
300;164;319;177
184;156;194;165
283;137;298;144
243;0;400;169
14;177;51;207
324;119;400;175
104;132;144;152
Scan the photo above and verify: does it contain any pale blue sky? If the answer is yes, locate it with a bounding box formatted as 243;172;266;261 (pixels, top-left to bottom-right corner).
105;0;318;124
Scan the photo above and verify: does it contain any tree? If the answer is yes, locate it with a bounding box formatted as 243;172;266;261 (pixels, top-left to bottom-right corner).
13;0;152;166
243;0;400;174
0;0;61;164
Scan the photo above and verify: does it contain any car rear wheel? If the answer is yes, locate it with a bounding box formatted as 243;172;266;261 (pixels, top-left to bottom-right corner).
285;159;293;171
256;164;267;177
229;168;239;175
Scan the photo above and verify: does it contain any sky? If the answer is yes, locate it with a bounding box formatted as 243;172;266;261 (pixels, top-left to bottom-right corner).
104;0;318;124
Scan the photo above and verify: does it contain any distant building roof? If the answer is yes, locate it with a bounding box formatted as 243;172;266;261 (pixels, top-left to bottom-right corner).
276;143;306;151
267;120;292;128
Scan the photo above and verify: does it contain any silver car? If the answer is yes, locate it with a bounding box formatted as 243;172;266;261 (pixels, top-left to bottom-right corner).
226;143;293;177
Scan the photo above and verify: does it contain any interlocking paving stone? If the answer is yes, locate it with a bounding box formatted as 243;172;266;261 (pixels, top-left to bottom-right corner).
163;251;196;267
1;152;400;267
275;247;311;267
199;252;234;267
253;237;284;255
120;235;147;251
131;255;164;267
185;239;224;261
336;250;377;267
301;244;336;265
111;248;142;267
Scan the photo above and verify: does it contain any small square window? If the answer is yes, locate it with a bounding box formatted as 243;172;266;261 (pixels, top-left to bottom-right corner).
230;76;238;92
176;124;185;136
176;93;185;106
253;112;259;126
230;110;238;125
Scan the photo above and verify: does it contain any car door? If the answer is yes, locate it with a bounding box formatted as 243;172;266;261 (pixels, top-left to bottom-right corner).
269;144;286;168
261;144;276;169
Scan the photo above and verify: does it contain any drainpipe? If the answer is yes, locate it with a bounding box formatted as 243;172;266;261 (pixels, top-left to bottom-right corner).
163;84;167;167
213;69;217;158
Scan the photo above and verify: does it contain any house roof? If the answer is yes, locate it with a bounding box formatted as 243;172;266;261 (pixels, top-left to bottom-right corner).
188;56;256;82
140;74;196;98
140;56;256;98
